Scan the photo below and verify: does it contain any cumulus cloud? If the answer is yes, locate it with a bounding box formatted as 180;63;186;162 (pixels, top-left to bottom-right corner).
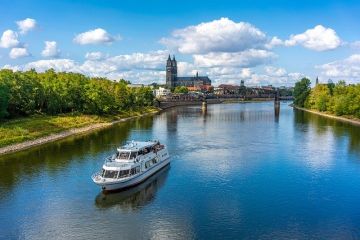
0;30;20;48
41;41;60;58
284;25;341;51
160;17;267;54
265;36;284;49
317;54;360;81
3;50;169;84
25;59;78;72
73;28;118;45
1;48;304;86
9;47;30;59
193;49;275;68
264;66;287;77
85;51;107;60
16;18;37;34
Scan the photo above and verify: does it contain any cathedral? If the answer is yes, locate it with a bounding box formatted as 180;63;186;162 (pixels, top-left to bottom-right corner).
166;55;211;88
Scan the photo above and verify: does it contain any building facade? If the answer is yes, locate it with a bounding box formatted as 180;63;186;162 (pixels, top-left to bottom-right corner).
166;55;211;88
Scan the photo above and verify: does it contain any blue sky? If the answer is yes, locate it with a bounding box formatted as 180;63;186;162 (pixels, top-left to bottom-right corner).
1;0;360;86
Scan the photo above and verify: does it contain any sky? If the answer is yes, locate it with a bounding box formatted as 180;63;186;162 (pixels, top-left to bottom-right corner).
0;0;360;86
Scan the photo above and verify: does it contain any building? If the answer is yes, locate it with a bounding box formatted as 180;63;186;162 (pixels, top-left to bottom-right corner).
216;84;241;95
154;87;171;98
166;55;211;88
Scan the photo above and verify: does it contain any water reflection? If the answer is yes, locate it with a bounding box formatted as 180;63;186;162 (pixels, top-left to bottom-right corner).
95;165;170;211
0;117;154;194
294;108;360;155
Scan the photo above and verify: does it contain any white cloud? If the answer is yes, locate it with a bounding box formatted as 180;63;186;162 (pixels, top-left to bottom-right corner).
264;66;287;77
0;30;20;48
3;50;169;84
2;49;305;86
284;25;341;51
16;18;37;34
85;51;107;60
160;17;267;54
9;47;30;59
350;41;360;49
317;54;360;82
41;41;60;58
193;49;275;68
73;28;117;45
265;36;284;49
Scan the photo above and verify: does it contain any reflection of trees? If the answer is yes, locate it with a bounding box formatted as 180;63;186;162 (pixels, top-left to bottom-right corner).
293;109;360;155
95;165;170;211
0;117;154;193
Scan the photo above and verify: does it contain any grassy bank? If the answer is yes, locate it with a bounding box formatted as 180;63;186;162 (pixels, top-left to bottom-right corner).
0;107;159;148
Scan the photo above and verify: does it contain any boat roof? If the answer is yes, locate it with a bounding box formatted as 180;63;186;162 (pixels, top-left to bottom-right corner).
117;140;158;152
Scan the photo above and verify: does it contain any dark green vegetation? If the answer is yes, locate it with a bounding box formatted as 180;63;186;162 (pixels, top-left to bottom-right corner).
293;78;311;107
0;69;154;119
0;69;156;148
294;78;360;118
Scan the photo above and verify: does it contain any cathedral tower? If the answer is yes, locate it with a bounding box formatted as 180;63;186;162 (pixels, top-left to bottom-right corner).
166;55;177;88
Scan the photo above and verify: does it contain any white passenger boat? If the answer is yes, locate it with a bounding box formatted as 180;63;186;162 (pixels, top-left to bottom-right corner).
92;140;170;192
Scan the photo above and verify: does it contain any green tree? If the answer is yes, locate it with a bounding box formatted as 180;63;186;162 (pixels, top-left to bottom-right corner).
174;86;189;94
293;78;311;107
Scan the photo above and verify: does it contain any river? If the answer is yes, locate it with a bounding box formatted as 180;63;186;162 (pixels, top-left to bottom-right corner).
1;102;360;240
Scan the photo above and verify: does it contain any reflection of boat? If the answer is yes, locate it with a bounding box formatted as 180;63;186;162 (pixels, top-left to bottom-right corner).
95;165;170;210
92;140;170;192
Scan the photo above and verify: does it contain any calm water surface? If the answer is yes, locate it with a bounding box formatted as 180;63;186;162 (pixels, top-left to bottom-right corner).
1;102;360;240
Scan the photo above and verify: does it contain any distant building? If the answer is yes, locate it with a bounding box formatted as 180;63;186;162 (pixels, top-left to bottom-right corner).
216;84;241;95
154;87;171;98
166;55;211;88
240;80;245;87
315;76;319;85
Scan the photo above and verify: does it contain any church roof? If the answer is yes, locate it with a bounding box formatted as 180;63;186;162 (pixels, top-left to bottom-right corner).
177;76;210;81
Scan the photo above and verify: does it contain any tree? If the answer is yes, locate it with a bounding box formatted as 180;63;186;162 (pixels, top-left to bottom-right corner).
174;86;189;94
0;80;9;119
293;78;311;107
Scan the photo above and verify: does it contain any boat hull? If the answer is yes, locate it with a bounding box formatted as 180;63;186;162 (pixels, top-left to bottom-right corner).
95;157;170;192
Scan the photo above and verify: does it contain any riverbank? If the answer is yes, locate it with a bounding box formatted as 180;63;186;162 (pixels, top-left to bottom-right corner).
292;105;360;126
0;107;160;156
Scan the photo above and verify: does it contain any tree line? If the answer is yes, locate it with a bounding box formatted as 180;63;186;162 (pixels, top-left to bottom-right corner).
0;69;154;120
293;77;360;118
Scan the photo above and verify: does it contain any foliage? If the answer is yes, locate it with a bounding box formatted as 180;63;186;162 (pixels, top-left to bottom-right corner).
0;69;154;120
303;80;360;118
293;78;311;107
173;86;189;94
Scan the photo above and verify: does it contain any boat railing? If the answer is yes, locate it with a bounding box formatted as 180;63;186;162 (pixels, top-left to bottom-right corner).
91;172;102;181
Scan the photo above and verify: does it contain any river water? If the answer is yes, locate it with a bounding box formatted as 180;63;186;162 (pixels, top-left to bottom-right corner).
1;102;360;240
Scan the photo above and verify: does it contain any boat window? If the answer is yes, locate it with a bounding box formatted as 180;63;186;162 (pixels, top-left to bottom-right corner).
119;170;130;178
130;152;138;159
118;152;130;159
136;166;140;173
152;158;157;164
130;168;137;175
103;170;118;178
145;161;151;169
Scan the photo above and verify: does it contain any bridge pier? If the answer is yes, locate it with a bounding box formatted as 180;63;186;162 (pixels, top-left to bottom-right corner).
274;90;280;121
202;100;207;112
